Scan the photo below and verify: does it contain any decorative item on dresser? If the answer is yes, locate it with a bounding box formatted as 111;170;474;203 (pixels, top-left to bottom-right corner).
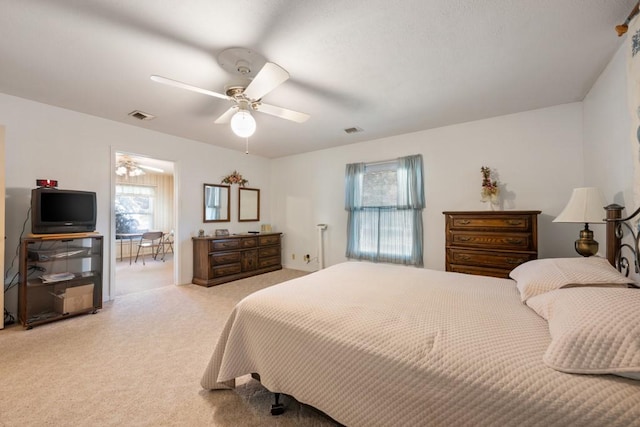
480;166;500;209
192;232;282;287
444;210;541;278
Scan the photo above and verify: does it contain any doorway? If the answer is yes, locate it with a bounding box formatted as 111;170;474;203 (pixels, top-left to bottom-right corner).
113;152;176;297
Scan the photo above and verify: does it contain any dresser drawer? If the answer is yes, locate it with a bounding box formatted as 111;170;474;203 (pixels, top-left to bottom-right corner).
448;264;511;279
210;251;241;265
447;215;532;231
258;256;281;268
447;248;536;270
259;234;280;246
212;263;242;277
211;239;240;251
448;231;533;251
241;237;257;248
259;246;280;258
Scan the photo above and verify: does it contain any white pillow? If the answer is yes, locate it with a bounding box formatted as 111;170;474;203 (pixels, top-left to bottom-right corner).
526;287;640;379
509;257;632;302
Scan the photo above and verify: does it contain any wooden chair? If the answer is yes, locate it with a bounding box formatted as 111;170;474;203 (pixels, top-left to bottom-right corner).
134;231;164;265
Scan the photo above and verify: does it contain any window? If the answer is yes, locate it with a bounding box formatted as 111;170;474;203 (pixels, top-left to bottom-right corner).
345;154;425;266
115;184;156;233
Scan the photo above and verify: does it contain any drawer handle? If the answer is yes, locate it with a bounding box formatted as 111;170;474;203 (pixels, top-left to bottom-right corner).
505;220;524;226
458;220;471;225
506;238;524;244
457;236;472;242
506;258;525;265
457;254;472;261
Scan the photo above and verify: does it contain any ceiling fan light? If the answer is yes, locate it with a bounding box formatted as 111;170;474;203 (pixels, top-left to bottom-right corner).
115;165;128;176
230;110;256;138
115;157;146;178
129;167;145;177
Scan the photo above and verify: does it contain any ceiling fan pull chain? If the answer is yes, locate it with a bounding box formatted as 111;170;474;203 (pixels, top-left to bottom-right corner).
245;137;249;155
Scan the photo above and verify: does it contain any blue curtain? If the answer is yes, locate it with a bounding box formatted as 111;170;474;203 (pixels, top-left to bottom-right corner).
345;154;425;266
344;162;365;209
397;155;425;209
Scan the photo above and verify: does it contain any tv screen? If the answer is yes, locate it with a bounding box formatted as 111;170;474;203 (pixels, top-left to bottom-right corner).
31;188;97;234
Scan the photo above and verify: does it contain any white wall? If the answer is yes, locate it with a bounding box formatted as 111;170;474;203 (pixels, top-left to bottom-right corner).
272;103;584;272
0;126;4;329
0;93;272;316
583;41;638;281
584;43;634;208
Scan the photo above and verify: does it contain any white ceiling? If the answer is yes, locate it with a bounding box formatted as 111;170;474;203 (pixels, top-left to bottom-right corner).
0;1;635;158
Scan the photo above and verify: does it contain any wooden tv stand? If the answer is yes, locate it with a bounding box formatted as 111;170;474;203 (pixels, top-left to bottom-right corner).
19;234;103;329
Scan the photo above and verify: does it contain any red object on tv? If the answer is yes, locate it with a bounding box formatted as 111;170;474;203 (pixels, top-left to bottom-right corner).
36;179;58;188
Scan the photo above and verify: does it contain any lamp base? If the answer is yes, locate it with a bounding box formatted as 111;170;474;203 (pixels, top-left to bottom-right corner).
574;226;598;257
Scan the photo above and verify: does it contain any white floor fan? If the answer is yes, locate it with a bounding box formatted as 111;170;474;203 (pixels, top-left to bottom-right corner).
151;48;309;141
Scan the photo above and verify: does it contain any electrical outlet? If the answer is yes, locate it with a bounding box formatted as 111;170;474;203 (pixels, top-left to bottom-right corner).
304;254;310;263
291;253;295;260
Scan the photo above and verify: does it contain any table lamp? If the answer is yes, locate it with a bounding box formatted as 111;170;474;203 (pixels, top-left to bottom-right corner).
553;187;606;257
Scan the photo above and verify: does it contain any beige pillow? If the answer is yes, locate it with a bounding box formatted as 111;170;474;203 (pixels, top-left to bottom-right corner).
526;287;640;379
509;257;632;302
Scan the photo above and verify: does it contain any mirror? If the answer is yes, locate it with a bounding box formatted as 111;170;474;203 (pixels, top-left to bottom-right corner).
203;184;230;222
239;187;260;222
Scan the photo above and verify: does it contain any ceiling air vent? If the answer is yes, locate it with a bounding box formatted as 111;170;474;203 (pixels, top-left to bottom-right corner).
344;126;363;134
128;110;156;121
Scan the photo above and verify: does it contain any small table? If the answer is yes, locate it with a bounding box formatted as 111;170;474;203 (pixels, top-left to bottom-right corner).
116;233;142;264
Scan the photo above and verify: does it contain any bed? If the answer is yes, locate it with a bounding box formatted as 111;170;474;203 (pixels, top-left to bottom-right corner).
201;205;640;426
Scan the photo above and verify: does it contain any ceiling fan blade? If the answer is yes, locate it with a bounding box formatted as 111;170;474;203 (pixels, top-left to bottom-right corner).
214;106;238;124
243;62;290;100
256;103;310;123
139;165;165;173
150;75;230;101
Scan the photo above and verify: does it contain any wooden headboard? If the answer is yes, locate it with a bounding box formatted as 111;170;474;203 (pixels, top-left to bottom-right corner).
606;204;640;277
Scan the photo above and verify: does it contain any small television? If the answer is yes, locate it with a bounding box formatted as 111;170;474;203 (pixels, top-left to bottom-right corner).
31;188;97;234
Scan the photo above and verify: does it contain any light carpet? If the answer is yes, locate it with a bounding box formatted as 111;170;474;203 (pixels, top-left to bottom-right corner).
0;269;339;426
115;253;174;296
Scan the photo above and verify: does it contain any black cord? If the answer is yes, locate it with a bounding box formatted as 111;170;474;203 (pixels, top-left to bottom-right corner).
4;307;15;325
5;206;30;280
3;206;31;324
4;206;31;292
4;272;19;292
4;266;42;294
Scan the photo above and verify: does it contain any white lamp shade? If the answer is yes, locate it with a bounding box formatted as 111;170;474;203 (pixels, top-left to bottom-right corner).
230;110;256;138
553;187;606;224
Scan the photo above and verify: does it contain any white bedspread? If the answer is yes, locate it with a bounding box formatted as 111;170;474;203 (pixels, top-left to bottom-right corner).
201;262;640;427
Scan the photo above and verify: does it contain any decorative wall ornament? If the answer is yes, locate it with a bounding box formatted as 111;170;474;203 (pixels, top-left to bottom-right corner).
480;166;500;209
221;170;248;186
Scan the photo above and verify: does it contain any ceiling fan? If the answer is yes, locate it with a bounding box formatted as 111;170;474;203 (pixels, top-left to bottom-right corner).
151;48;310;138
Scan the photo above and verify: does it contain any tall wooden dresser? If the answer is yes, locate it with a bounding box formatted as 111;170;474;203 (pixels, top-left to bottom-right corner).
192;232;282;287
444;211;541;278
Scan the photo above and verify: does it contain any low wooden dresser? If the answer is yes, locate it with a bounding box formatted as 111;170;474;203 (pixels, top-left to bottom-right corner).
443;210;541;278
192;232;282;287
